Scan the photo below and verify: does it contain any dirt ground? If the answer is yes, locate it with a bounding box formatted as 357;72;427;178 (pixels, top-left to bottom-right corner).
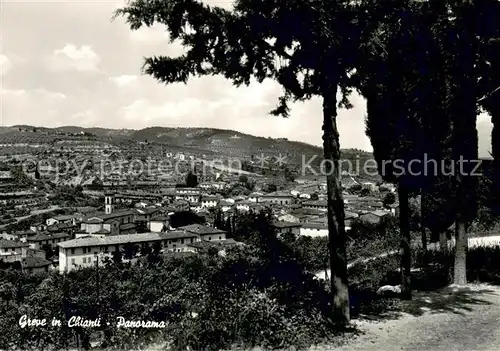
320;284;500;351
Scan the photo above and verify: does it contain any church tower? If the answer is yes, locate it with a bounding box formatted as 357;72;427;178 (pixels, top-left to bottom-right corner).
104;192;115;214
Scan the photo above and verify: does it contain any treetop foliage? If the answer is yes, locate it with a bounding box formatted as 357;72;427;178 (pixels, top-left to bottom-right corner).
114;0;364;117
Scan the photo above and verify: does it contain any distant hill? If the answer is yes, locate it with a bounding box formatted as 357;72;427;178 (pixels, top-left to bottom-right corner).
0;125;375;176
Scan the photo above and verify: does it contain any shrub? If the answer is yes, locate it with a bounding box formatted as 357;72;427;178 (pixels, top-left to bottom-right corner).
347;245;500;318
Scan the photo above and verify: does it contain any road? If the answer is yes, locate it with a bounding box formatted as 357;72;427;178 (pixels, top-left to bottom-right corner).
326;284;500;351
0;205;61;230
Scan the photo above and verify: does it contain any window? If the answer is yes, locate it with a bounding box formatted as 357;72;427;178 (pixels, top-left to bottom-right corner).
4;248;7;253
181;238;184;244
71;258;75;265
71;248;75;255
83;257;86;264
208;237;211;241
190;238;193;243
219;236;222;240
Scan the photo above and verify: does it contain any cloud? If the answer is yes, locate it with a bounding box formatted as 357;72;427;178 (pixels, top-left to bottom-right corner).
70;110;100;126
48;44;100;72
1;87;68;126
0;55;13;76
110;74;138;87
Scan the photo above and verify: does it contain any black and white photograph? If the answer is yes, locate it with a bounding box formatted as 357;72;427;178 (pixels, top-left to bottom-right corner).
1;0;500;349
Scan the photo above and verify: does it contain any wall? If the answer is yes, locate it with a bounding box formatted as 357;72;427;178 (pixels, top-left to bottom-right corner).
300;227;328;238
85;223;103;234
59;236;200;272
200;233;226;241
149;221;165;232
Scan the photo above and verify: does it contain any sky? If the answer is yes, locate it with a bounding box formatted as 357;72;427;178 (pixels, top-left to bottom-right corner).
0;0;493;157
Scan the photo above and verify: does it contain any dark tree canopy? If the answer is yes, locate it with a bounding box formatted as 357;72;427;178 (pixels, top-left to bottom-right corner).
114;0;364;117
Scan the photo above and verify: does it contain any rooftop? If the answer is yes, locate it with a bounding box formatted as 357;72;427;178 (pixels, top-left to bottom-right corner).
271;220;302;228
0;239;29;248
58;231;194;249
178;224;227;235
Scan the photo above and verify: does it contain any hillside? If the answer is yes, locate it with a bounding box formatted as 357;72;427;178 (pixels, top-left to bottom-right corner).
0;125;375;176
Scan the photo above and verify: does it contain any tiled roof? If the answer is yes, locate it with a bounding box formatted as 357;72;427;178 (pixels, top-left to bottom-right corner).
263;191;293;197
119;223;136;230
301;222;328;229
303;200;327;206
0;239;29;248
271;220;302;228
178;224;227;235
58;231;194;249
150;215;169;221
23;256;52;268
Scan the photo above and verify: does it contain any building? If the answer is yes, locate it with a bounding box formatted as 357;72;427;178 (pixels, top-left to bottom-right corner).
187;238;240;254
248;192;263;203
104;191;115;214
46;214;77;227
201;195;218;208
177;224;227;242
0;239;29;262
299;222;328;237
235;199;251;212
277;213;301;223
58;231;200;273
218;200;233;212
30;223;47;233
149;215;170;232
270;221;301;236
389;203;400;216
359;210;391;224
22;250;52;274
302;200;328;212
26;232;70;250
261;191;295;205
80;193;137;235
175;187;200;203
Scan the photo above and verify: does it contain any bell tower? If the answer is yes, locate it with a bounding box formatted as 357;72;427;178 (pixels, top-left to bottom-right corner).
104;191;115;214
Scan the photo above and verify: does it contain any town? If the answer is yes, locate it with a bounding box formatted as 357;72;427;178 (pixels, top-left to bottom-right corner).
0;126;397;274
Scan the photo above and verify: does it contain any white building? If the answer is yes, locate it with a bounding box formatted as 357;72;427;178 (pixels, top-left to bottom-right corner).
148;215;170;232
201;196;218;208
299;223;328;238
235;200;251;212
58;231;199;273
248;192;263;203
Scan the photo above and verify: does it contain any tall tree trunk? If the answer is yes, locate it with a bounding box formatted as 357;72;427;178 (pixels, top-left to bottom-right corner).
398;182;411;300
487;103;500;209
449;2;478;285
454;219;467;284
322;85;349;326
419;201;427;262
420;226;428;263
439;231;448;253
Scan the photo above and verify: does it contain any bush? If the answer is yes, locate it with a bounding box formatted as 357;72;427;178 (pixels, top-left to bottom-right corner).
0;240;339;350
347;245;500;318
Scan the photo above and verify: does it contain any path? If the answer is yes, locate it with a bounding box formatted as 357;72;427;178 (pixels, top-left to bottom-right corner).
0;205;61;230
322;284;500;351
